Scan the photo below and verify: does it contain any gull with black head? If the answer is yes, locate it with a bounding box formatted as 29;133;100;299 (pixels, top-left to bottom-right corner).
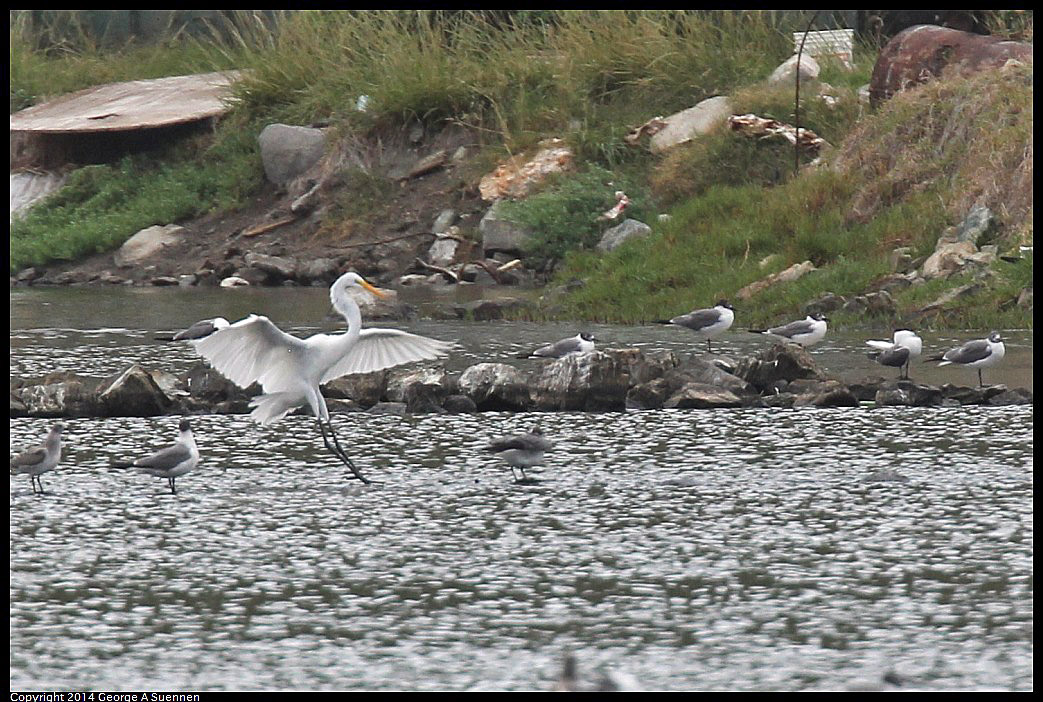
659;300;735;353
750;313;828;348
866;329;923;379
113;418;199;495
519;332;596;359
927;331;1005;387
155;317;230;342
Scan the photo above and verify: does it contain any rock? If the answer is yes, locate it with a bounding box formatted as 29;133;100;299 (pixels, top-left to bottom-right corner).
921;240;978;279
480;201;536;256
596;218;653;253
454;298;533;321
345;285;401;319
478;138;574;201
258;123;327;186
869;25;1033;107
939;383;988;405
793;380;859;408
624;349;681;386
324;371;388;408
183;364;254;403
735;344;826;393
114;224;186;268
889;247;915;272
803;292;847;318
987;388;1033;406
15;267;40;283
402;383;447;414
917;282;984;315
458;363;531;411
649;95;733;154
667;357;753;397
874;380;943;407
367;402;407;416
219;275;251;287
432;209;457;234
955;204;996;245
233;267;270;287
442;394;477;414
97;364;172;417
296;257;340;285
244;252;297;282
625;377;673;410
532;350;632;411
397;149;447;180
428;234;461;267
17;376;100;418
385;367;451;403
768;53;820;85
736;261;816;300
177;274;197;287
663;382;743;409
842;290;897;317
290;180;323;215
150;276;180;286
1016;287;1032;309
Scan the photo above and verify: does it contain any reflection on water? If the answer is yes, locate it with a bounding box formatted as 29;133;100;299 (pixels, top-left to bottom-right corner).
8;288;1035;691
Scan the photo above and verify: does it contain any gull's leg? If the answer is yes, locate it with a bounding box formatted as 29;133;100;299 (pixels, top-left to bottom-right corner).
318;419;371;484
170;477;177;495
978;369;984;388
706;339;712;353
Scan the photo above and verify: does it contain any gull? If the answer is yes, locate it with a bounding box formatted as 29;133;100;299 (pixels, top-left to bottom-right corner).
659;299;735;352
113;419;199;495
190;271;453;484
155;317;230;342
484;426;554;484
866;329;923;379
519;332;596;359
750;313;828;348
11;423;64;494
927;331;1005;387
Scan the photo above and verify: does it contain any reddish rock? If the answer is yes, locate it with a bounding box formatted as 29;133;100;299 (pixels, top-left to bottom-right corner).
869;25;1032;107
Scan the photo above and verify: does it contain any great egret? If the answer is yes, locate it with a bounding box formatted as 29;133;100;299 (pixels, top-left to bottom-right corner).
11;423;64;494
927;331;1005;387
484;426;553;483
112;419;198;494
660;300;735;353
750;313;828;348
519;332;596;359
866;329;923;379
191;272;453;483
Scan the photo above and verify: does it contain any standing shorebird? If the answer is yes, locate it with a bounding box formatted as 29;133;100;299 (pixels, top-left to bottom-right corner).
659;300;735;353
927;331;1005;387
750;313;828;348
484;426;554;484
519;332;596;359
11;423;64;494
866;329;923;379
113;419;199;495
190;272;454;485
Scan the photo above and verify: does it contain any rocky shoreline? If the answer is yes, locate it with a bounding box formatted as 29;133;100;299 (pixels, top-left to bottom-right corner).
11;344;1032;421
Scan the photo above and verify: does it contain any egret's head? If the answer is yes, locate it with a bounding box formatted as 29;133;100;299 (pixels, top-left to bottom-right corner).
335;271;386;299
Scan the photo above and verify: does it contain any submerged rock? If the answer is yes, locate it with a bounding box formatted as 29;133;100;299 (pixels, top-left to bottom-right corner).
874;380;943;407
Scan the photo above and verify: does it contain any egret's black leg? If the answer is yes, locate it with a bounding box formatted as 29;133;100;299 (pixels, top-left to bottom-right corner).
318;419;371;484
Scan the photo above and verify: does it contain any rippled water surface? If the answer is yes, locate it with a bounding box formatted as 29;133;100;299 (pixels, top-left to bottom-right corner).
10;288;1034;691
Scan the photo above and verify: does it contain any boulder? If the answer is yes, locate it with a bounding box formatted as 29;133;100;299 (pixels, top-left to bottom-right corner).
793;380;859;408
458;363;531;411
663;382;744;409
296;257;340;285
480;201;537;256
803;292;847;318
114;224;186;268
454;297;534;321
768;54;820;85
874;380;943;407
17;376;100;418
244;252;298;282
478;138;574;201
842;290;897;317
97;365;172;417
427;235;461;267
987;388;1033;406
442;394;478;414
258;123;327;185
955;204;996;246
921;240;978;279
324;371;388;408
736;261;816;300
869;25;1033;107
532;350;632;411
735;344;826;393
385;366;452;403
625;377;673;410
649;95;733;154
596;218;653;253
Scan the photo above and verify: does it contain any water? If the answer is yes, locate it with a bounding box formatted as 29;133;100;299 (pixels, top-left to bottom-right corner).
9;288;1034;691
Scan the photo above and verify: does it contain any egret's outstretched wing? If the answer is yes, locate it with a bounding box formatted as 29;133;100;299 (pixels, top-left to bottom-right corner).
320;328;453;383
192;315;309;392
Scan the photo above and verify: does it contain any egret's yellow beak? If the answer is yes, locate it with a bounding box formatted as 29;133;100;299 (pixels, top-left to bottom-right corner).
360;278;387;299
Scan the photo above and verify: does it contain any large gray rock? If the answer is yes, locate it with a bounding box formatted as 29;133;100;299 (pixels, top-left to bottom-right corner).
480;201;536;256
324;371;388;408
114;224;186;268
458;363;530;411
596;218;653;253
663;382;744;409
735;344;826;393
955;204;996;245
650;96;733;154
874;380;943;407
428;235;461;267
793;380;859;408
532;350;632;411
243;252;298;283
258;123;327;186
17;375;100;417
768;53;820;86
97;365;172;417
385;367;452;403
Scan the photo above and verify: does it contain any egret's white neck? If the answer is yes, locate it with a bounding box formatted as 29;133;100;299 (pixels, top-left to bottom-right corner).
331;287;363;342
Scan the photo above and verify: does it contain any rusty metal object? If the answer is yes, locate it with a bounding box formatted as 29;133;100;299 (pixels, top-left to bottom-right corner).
869;25;1032;107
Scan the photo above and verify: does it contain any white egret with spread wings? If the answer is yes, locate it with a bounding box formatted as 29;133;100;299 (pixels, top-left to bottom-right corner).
190;272;453;484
